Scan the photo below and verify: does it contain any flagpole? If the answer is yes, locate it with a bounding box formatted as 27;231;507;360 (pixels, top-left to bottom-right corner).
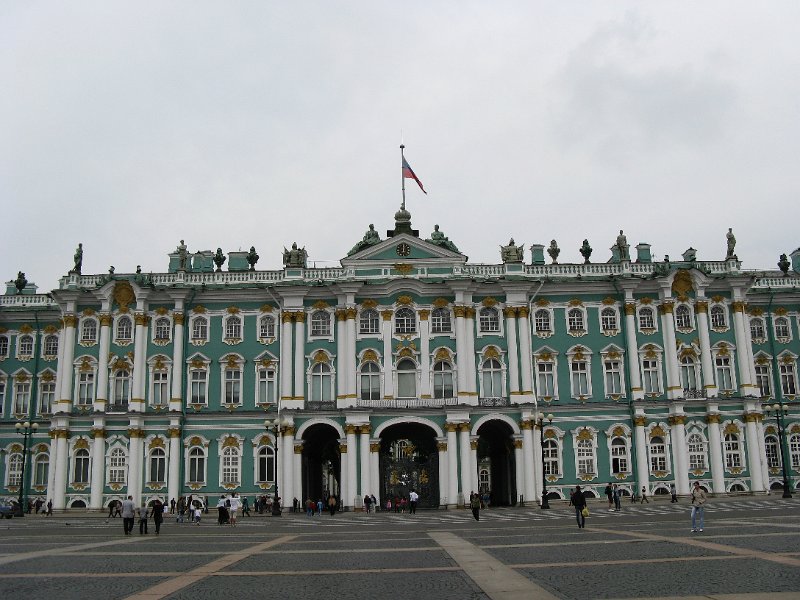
400;144;406;210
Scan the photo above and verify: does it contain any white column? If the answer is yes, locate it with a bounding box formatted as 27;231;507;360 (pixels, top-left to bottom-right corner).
293;441;303;505
465;308;478;395
454;307;468;399
624;304;644;400
732;301;757;395
345;308;357;399
46;431;59;506
336;310;347;401
659;300;681;399
339;438;349;507
89;426;105;509
470;436;480;494
514;437;524;506
381;310;394;398
58;315;77;412
533;424;543;505
695;301;717;396
95;315;112;412
744;412;765;492
53;320;66;412
346;424;358;509
633;415;650;494
280;313;293;400
127;429;143;504
669;413;690;494
521;421;536;504
130;312;148;412
53;429;69;509
419;310;431;398
458;423;473;500
167;426;181;505
756;416;769;491
283;427;296;507
707;409;725;494
359;425;371;497
504;307;520;397
170;312;185;411
370;441;380;503
437;439;449;507
446;423;459;506
293;313;305;401
517;307;534;398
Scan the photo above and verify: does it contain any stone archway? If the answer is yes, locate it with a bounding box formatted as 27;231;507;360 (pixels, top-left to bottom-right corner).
476;419;517;506
378;422;440;509
300;423;341;505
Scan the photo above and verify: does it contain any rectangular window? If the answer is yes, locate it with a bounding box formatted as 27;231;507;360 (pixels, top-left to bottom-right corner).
715;356;733;391
755;365;771;398
642;359;661;394
570;361;589;396
152;371;168;406
225;369;241;404
77;372;94;406
39;382;55;414
611;445;628;473
258;369;276;404
604;360;622;395
780;363;797;396
191;370;207;404
34;458;48;486
537;362;555;397
14;382;30;414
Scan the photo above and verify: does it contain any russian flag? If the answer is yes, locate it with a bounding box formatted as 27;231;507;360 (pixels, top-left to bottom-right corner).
402;157;427;194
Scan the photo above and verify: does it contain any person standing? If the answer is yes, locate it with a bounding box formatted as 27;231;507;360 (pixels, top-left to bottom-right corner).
45;499;53;516
690;481;707;532
327;494;337;516
363;494;372;513
605;484;614;510
241;496;250;517
640;486;649;504
572;485;587;529
152;498;164;535
409;489;419;514
613;484;621;512
193;503;202;525
108;500;117;518
470;492;481;521
670;483;678;503
137;502;149;535
371;494;377;511
176;497;186;523
121;495;136;535
229;493;240;527
170;498;176;515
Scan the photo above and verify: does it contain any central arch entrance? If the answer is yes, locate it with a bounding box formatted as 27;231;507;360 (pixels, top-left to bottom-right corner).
300;423;341;504
476;419;517;506
379;422;439;509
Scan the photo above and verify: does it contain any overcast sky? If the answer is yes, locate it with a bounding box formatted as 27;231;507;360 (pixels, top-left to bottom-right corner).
3;1;799;291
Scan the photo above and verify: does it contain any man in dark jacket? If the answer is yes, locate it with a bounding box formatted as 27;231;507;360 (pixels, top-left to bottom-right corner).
572;485;587;529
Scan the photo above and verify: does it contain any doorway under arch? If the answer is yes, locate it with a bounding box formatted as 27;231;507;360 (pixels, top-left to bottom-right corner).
379;422;439;509
476;419;517;506
301;423;341;505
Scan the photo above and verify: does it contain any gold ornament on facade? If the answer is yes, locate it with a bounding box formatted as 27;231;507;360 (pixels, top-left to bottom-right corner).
434;348;451;362
717;343;729;356
312;300;329;310
774;307;788;316
444;422;458;432
538;352;553;362
743;413;759;423
695;301;708;313
14;372;30;383
606;350;620;360
381;309;394;321
153;307;168;316
436;441;447;452
282;312;294;323
458;423;471;432
335;309;347;321
361;299;378;309
294;311;307;323
63;315;78;327
612;426;626;437
226;306;241;315
568;299;583;307
128;428;145;438
658;301;674;314
153;356;167;371
672;270;694;296
470;440;478;450
189;436;203;446
396;295;413;306
312;350;329;364
723;423;740;435
80;308;95;318
780;354;795;365
517;306;529;318
74;438;90;450
481;297;497;307
576;428;592;441
113;281;135;310
601;297;616;305
643;345;657;359
149;437;165;449
344;424;358;435
732;301;746;313
710;295;724;303
503;306;517;318
483;346;500;359
167;427;181;438
134;313;147;326
339;443;348;454
222;435;239;448
345;307;357;320
653;471;667;478
359;425;372;435
9;443;23;453
259;358;273;368
465;307;476;319
190;358;206;369
45;324;60;333
394;263;413;275
452;306;466;318
624;303;636;316
225;354;239;368
417;309;430;321
640;297;653;305
650;425;665;438
193;305;207;314
90;428;106;439
534;298;550;307
432;297;449;308
513;439;523;449
361;349;378;364
398;347;414;358
259;304;274;313
668;415;686;426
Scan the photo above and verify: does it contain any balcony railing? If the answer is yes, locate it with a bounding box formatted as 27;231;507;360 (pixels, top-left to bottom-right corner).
684;388;705;399
356;397;458;409
106;403;128;413
306;401;336;410
478;397;509;407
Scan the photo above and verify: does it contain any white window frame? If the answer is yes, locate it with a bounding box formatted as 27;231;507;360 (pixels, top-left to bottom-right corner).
394;307;417;335
778;354;798;396
565;307;587;337
309;310;333;339
108;365;132;412
223;314;243;344
107;445;127;485
430;307;452;334
358;309;380;335
765;434;780;469
218;438;242;488
79;317;98;346
257;314;277;342
479;357;504;400
709;303;729;331
637;306;657;333
541;427;564;477
679;353;701;395
478;307;501;334
38;375;56;415
433;360;456;400
13;374;31;416
712;344;737;393
534;349;559;401
395;357;419;399
572;428;597;478
33;452;49;487
602;355;625;398
152;316;172;344
567;346;592;399
609;435;631;476
640;345;664;396
253;437;276;485
148;357;171;408
0;334;10;359
674;303;694;332
750;317;766;343
774;316;792;342
187;355;211;407
148;446;167;485
42;334;59;359
599;306;620;336
723;431;743;470
687;431;708;472
754;358;772;398
648;435;669;474
114;314;134;346
789;433;800;469
309;360;335;402
189;314;209;346
72;447;91;485
185;440;208;486
220;355;244;407
533;308;554;338
359;361;382;401
255;360;278;407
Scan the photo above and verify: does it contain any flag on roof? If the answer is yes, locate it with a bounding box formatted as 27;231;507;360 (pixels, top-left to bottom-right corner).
402;157;427;194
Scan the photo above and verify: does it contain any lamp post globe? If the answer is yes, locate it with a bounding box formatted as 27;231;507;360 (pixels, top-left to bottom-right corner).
15;421;39;517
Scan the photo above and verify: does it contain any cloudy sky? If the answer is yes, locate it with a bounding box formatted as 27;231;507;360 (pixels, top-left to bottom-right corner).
3;1;799;290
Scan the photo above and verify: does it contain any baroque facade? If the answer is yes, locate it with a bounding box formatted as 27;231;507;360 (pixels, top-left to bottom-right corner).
1;207;799;511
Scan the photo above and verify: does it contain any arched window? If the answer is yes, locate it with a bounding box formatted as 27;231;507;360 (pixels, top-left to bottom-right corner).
154;317;171;341
601;307;617;332
750;317;765;340
109;448;127;484
257;445;275;483
360;362;381;401
724;433;742;469
111;369;130;411
479;308;500;333
225;316;242;339
675;305;692;330
259;315;275;339
639;307;655;330
710;305;727;329
188;447;206;484
18;334;34;358
81;320;97;343
44;334;59;357
310;362;332;402
34;454;49;487
567;308;585;332
479;468;490;493
359;309;379;334
481;358;502;398
311;311;330;337
395;308;416;334
576;438;595;476
73;448;90;484
7;452;23;487
191;316;207;341
543;438;559;475
765;435;780;469
116;316;132;341
149;448;166;483
687;433;706;471
611;437;628;474
0;335;9;357
221;446;240;484
774;317;791;339
534;309;551;333
649;436;667;472
680;355;699;393
433;361;454;399
431;308;451;334
396;358;417;399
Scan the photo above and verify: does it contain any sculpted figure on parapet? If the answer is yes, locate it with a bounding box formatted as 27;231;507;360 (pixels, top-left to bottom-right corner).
347;224;381;256
616;230;630;261
72;243;83;274
427;224;460;253
500;238;524;263
283;242;308;268
726;228;737;258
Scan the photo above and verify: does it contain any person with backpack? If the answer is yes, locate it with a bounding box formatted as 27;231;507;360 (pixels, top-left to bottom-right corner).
469;492;481;521
573;485;587;529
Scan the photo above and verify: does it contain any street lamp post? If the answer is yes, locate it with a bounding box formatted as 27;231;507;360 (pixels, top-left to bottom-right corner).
15;421;39;517
536;413;554;509
765;403;793;499
265;418;286;516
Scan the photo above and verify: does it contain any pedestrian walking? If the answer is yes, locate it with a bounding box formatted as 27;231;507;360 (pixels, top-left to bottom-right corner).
176;497;186;523
670;483;678;503
470;492;481;521
613;484;621;512
152;498;164;535
193;504;202;525
605;483;613;510
242;496;250;516
371;494;377;511
229;493;239;526
170;498;176;514
217;496;229;525
363;494;372;513
137;502;149;535
409;489;419;514
121;495;136;535
573;485;587;528
327;494;337;516
46;499;53;516
640;486;649;503
690;481;707;532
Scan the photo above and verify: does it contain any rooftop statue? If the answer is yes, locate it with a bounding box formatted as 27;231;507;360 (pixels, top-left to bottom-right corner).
177;240;189;271
347;224;382;256
283;242;308;268
547;239;560;264
579;239;592;264
71;243;83;274
500;238;524;263
726;228;737;259
427;224;460;253
213;248;227;272
246;246;260;271
616;230;630;261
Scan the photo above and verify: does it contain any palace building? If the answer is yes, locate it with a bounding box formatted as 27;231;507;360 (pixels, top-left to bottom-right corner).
1;206;799;511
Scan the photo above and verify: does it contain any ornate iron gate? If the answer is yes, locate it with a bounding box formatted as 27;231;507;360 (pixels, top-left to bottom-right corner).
380;453;439;508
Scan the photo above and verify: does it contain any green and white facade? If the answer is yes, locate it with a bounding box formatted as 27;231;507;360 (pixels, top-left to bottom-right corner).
2;207;800;511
